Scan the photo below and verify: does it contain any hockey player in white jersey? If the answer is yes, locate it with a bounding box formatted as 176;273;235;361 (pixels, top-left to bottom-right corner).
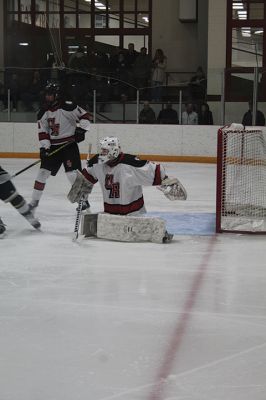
29;81;92;213
0;166;41;238
68;137;187;243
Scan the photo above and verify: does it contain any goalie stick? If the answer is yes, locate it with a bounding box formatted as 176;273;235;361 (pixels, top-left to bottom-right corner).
72;143;92;241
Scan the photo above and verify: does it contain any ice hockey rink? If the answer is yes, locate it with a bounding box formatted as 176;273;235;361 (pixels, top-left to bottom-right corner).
0;158;266;400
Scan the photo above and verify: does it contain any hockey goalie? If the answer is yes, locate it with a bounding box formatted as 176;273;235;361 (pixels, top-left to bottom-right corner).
68;136;187;243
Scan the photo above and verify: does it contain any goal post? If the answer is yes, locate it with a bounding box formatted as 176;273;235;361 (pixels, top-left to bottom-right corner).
216;123;266;233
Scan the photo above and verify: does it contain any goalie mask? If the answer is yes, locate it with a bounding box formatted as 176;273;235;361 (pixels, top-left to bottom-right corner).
99;137;121;164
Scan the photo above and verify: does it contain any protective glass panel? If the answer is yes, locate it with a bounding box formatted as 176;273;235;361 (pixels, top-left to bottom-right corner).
78;0;91;12
232;27;263;67
137;0;149;11
123;14;135;28
7;1;19;11
21;13;32;24
94;35;119;47
123;35;148;52
64;14;76;28
35;0;46;12
123;0;135;12
35;13;47;27
64;0;76;12
109;13;120;28
108;0;120;11
20;0;31;12
95;14;107;28
137;13;149;28
79;14;91;28
249;2;264;19
47;14;60;28
48;0;60;12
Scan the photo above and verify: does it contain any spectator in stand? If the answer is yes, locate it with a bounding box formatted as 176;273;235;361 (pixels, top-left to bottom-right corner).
133;47;152;99
67;46;88;72
198;103;213;125
157;102;179;124
21;70;43;111
151;49;167;102
242;100;265;126
110;48;128;100
182;103;198;125
139;101;156;124
189;66;207;102
125;43;138;99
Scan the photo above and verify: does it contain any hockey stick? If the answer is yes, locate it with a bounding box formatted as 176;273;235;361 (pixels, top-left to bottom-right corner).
72;143;92;242
12;141;74;178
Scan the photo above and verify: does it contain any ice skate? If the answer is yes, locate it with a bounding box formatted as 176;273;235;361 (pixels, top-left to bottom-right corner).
162;231;173;243
23;210;41;230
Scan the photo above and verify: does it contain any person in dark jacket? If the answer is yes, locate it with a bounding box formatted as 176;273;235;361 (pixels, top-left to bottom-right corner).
139;101;156;124
157;102;179;124
242;101;265;126
198;103;213;125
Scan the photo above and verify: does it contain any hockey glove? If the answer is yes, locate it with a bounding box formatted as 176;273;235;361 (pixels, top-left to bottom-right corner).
157;177;187;201
74;127;86;143
40;147;50;160
67;170;93;203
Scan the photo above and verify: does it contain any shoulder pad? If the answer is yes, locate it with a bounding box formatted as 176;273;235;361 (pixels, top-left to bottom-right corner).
121;154;147;167
87;154;99;167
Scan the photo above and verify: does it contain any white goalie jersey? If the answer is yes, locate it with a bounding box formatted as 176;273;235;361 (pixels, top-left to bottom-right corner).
82;153;166;215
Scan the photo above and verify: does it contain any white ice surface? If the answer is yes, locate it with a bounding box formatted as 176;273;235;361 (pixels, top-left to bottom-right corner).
0;159;266;400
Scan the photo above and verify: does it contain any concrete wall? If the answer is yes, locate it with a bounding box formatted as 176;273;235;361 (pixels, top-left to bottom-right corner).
0;123;265;162
152;0;208;72
207;0;227;95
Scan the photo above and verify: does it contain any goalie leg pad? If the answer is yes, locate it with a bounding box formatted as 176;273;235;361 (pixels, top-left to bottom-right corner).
81;213;98;237
67;171;93;203
96;213;170;244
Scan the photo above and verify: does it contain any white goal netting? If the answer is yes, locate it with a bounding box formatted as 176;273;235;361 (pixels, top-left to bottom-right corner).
217;124;266;232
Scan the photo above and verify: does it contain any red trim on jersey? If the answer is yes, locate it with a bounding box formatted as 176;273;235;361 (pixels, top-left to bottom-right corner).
104;196;144;215
34;181;45;191
50;136;75;144
39;132;50;141
153;164;162;186
107;152;125;167
82;168;98;184
80;112;92;121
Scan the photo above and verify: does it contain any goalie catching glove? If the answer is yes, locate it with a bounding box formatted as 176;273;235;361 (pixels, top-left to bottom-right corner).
157;177;187;201
67;170;93;203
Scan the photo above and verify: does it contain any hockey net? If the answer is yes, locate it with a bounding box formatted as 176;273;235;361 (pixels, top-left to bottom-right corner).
216;123;266;233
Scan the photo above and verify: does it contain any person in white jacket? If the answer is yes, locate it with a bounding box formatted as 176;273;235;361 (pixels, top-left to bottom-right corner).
151;49;167;101
181;103;198;125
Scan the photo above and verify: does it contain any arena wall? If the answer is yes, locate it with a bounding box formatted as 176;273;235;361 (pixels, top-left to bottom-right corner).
0;123;265;163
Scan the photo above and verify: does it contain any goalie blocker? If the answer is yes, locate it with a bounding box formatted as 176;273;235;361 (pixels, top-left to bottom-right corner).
81;213;173;244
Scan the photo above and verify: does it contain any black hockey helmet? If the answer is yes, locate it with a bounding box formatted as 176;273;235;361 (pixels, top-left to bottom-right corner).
44;81;62;104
